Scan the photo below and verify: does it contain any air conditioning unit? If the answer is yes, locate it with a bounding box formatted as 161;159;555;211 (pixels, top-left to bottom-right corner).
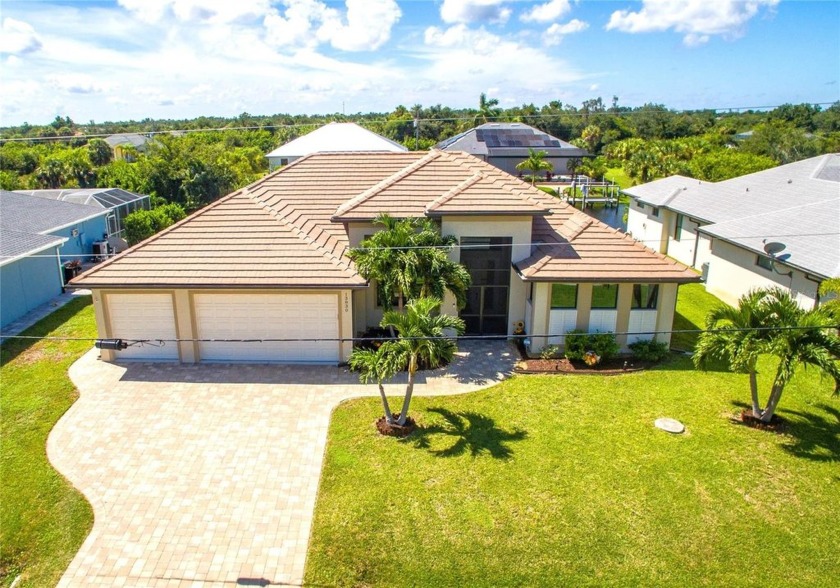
700;262;710;282
92;241;110;262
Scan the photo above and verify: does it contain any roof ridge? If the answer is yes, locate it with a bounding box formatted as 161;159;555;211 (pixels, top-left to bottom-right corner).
244;188;357;275
333;150;440;218
425;172;486;212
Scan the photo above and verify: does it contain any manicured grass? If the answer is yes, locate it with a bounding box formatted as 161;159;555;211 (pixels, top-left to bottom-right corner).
605;167;633;190
672;282;726;352
306;356;839;587
1;298;96;587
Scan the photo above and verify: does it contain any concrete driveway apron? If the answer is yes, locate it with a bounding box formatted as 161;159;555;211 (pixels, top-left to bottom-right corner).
48;340;514;587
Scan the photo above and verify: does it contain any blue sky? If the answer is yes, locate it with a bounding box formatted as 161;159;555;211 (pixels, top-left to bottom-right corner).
1;0;838;126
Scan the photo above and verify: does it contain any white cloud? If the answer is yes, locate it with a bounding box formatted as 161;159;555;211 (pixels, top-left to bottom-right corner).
606;0;779;46
118;0;270;24
48;74;109;95
521;0;571;24
543;19;588;45
264;0;400;52
440;0;511;25
0;18;42;55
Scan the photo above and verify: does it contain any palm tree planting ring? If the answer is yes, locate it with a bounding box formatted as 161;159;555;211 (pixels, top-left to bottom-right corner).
655;418;685;434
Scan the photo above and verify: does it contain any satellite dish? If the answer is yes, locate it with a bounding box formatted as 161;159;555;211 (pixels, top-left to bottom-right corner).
763;242;786;256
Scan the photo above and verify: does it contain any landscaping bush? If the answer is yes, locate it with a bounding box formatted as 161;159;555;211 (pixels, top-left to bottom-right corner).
540;344;561;360
564;330;619;362
628;338;671;362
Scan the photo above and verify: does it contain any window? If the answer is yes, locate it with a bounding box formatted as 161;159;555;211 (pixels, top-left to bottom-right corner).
591;284;618;309
551;284;577;309
632;284;659;309
673;214;683;241
527;282;533;302
652;207;660;218
636;202;645;210
756;255;773;271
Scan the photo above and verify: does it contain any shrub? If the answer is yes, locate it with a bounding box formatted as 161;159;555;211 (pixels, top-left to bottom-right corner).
564;330;619;362
628;339;670;362
540;344;560;360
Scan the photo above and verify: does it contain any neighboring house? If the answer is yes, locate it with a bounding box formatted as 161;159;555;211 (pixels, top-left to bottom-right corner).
265;122;407;169
0;191;110;328
14;188;151;239
104;133;149;161
437;122;589;176
72;151;697;364
624;154;840;309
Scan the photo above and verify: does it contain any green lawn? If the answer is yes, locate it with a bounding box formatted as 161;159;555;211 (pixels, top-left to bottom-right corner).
605;167;633;190
672;282;725;352
1;298;96;588
306;285;839;586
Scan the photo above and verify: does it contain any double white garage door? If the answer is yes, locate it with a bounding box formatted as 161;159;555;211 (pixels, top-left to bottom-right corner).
106;292;339;363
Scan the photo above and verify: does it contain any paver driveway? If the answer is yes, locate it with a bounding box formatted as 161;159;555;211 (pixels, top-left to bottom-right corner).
48;340;515;587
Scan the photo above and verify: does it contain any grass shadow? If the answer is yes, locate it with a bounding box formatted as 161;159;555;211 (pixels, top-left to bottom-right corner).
778;404;840;463
670;310;701;353
404;407;527;459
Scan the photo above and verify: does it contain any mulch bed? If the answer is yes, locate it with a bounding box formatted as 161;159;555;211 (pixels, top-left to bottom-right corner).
736;410;788;434
376;414;417;437
515;356;650;375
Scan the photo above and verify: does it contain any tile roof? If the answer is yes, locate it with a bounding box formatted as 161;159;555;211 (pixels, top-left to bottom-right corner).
72;151;696;289
623;153;840;278
266;122;407;159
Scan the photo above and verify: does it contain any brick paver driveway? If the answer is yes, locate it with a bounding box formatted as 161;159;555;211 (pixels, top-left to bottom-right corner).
48;340;514;587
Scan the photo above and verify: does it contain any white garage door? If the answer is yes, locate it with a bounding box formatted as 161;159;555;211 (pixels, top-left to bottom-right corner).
107;293;179;360
194;293;339;363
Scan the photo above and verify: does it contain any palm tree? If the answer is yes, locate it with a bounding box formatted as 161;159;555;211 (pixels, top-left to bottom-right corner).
475;93;501;125
348;214;472;312
380;298;466;426
515;148;553;185
348;346;404;425
694;287;840;423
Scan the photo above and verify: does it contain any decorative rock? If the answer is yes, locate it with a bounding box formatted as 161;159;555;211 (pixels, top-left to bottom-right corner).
655;417;685;434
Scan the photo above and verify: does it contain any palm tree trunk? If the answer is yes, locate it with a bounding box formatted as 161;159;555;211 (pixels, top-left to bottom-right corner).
397;356;416;426
378;383;394;424
749;370;761;417
760;383;785;423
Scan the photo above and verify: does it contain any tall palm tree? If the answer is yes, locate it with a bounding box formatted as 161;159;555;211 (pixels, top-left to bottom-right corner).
694;287;840;423
475;93;501;125
515;148;553;185
380;298;466;426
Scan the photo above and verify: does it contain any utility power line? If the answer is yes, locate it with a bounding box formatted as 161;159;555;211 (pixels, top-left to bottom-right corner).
1;100;836;144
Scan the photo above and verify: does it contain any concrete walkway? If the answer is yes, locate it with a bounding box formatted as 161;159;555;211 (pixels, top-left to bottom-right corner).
48;340;515;587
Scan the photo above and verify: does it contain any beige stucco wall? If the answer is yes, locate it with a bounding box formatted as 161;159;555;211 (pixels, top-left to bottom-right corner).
442;215;533;336
705;240;820;309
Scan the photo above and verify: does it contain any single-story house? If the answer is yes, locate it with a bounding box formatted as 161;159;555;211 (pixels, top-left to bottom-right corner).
105;133;150;161
0;191;110;328
624;153;840;309
265;122;407;169
437;122;589;177
71;150;697;364
14;188;150;240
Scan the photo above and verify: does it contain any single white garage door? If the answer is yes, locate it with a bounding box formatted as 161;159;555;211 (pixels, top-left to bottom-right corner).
106;292;179;360
194;293;339;363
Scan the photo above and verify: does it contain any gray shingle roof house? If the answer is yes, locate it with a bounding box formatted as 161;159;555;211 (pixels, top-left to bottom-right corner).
624;153;840;308
437;122;589;177
15;188;151;238
71;150;697;364
265;122;407;169
0;191;110;328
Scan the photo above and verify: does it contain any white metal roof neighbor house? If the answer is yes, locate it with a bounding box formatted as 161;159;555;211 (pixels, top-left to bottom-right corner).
624;153;840;309
265;122;407;169
72;150;697;364
437;122;589;177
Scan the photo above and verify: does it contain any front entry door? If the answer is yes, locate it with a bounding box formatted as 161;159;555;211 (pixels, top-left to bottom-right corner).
459;237;512;335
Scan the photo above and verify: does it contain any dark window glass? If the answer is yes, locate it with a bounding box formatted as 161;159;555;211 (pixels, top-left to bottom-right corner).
652;207;660;218
632;284;659;309
551;284;578;309
756;255;773;271
591;284;619;309
673;214;683;241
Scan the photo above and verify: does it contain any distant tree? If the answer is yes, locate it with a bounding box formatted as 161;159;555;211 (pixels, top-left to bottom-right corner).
687;150;776;182
123;203;186;245
87;138;113;166
475;93;501;125
516;148;553;184
35;157;66;188
741;120;819;164
0;170;21;190
96;160;144;192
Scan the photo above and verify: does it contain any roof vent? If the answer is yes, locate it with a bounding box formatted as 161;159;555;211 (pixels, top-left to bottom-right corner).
787;179;793;184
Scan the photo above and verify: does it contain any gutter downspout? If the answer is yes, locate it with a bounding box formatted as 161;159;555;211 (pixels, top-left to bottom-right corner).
691;228;700;269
